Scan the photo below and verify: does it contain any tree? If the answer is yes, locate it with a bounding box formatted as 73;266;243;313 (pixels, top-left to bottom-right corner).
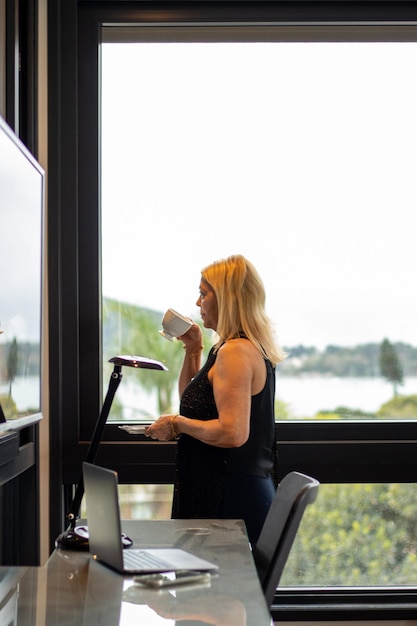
7;337;18;397
102;298;209;416
377;394;417;419
379;338;403;396
281;482;417;586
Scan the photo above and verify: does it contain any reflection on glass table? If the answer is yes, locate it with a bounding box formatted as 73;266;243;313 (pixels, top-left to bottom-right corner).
123;578;246;625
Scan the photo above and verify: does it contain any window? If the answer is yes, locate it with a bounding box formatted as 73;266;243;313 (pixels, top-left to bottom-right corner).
99;29;417;590
101;34;417;424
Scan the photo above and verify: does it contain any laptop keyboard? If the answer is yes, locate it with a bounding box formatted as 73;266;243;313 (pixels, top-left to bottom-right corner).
123;550;171;571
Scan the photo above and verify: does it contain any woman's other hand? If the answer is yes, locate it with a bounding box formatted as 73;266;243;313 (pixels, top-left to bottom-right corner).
145;414;179;441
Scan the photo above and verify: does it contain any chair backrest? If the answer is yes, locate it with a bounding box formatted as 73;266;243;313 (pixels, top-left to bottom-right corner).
253;471;319;607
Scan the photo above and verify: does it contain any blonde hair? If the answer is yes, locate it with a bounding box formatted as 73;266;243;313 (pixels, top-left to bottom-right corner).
201;254;285;366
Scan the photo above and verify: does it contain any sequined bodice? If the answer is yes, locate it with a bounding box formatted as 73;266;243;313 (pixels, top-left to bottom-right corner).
180;347;218;420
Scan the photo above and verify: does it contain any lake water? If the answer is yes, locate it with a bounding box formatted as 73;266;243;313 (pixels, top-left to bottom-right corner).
6;374;416;420
0;376;40;412
276;375;417;417
118;375;417;421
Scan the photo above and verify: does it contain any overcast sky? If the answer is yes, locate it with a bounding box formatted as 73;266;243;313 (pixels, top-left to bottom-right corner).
101;41;417;350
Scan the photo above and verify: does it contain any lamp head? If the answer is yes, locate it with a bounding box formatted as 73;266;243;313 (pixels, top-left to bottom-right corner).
109;355;168;370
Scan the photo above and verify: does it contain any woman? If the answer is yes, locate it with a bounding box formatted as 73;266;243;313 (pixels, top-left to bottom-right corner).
145;254;285;545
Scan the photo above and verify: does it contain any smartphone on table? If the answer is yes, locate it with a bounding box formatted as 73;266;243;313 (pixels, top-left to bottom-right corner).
134;570;211;588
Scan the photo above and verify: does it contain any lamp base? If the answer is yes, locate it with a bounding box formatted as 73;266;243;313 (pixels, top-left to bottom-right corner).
55;525;133;551
55;525;90;551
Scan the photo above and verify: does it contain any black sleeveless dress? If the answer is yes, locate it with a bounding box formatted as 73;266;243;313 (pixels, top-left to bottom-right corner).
171;344;276;545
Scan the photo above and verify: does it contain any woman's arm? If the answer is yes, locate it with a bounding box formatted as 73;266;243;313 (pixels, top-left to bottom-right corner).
177;323;204;396
146;340;265;448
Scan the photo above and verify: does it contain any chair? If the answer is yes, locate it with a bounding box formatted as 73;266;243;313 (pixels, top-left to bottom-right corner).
253;471;319;607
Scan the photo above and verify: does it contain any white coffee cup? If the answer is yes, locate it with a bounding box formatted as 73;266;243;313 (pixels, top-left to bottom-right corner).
159;308;193;341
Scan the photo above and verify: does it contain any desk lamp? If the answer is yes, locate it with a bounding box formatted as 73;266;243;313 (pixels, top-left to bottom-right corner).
55;355;167;551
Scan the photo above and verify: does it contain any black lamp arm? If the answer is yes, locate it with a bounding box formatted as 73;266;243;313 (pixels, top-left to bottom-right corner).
66;364;123;528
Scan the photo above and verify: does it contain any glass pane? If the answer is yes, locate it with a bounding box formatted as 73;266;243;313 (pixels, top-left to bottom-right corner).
101;40;417;422
0;121;43;421
119;484;173;520
281;483;417;586
81;484;173;520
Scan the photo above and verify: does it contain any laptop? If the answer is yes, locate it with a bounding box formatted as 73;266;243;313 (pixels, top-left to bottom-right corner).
82;462;219;575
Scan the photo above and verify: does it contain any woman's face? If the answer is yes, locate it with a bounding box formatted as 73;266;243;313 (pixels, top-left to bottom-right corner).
196;279;218;331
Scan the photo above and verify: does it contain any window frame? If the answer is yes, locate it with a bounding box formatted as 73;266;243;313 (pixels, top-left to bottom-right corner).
48;0;417;615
